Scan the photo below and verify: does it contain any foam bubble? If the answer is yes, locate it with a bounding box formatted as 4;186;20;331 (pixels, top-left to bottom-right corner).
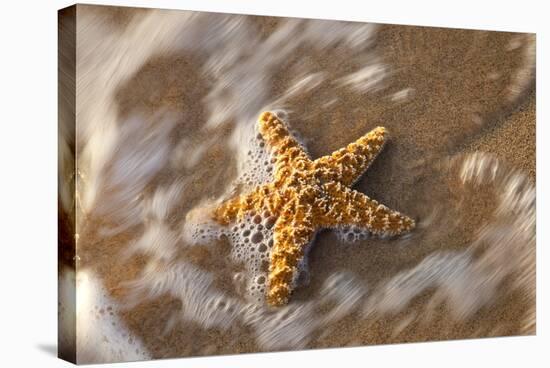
184;208;277;304
227;213;276;303
335;225;371;243
234;119;278;189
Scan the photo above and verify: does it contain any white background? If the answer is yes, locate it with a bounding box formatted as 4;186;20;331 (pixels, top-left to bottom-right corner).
0;0;547;367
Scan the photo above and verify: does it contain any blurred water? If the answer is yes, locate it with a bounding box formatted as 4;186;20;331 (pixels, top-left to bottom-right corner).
59;6;535;363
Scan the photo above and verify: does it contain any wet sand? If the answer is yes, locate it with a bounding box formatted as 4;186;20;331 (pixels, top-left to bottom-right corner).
60;5;536;363
465;90;535;181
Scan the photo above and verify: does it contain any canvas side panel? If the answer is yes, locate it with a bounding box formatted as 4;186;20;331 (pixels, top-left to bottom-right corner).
58;5;77;364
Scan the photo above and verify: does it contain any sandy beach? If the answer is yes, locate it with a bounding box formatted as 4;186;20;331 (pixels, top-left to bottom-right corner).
58;5;536;363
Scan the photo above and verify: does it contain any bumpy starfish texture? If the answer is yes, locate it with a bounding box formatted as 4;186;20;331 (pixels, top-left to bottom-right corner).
213;111;415;306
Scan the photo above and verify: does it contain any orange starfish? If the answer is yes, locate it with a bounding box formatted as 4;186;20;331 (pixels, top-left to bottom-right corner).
213;111;415;306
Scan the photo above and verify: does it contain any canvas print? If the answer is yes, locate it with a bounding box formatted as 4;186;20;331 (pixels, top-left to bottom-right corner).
58;4;536;364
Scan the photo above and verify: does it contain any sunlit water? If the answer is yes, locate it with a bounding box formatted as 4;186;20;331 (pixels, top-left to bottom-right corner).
58;6;535;363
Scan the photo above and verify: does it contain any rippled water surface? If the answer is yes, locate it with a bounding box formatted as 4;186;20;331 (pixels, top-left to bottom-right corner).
58;5;535;363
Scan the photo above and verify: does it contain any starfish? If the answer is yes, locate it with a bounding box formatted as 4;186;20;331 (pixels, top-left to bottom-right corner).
213;111;415;306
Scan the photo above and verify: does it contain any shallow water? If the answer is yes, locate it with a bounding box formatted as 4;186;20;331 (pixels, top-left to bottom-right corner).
59;5;535;363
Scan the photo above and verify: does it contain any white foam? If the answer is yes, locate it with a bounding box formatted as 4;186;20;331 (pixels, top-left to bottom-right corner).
130;222;180;261
123;182;185;261
234;121;277;189
363;153;535;324
183;125;282;303
337;64;387;93
129;261;243;330
335;225;371;243
391;88;414;102
72;270;150;364
184;205;303;304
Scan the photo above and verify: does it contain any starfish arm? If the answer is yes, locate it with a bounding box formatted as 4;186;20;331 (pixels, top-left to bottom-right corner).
318;182;415;236
267;205;315;306
258;112;311;174
258;111;303;155
212;184;273;225
313;126;388;186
